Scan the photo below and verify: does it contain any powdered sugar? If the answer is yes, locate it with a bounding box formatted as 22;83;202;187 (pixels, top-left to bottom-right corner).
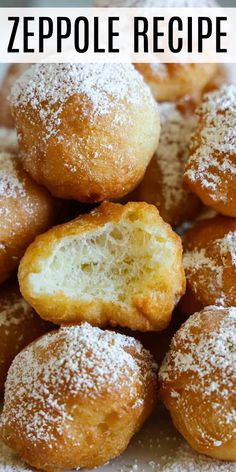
0;152;25;199
0;403;234;471
183;227;236;304
1;323;157;445
186;85;236;201
160;305;236;386
160;306;236;379
155;103;197;211
0;151;44;235
159;306;236;445
184;246;223;288
216;231;236;266
158;441;236;472
10;63;151;143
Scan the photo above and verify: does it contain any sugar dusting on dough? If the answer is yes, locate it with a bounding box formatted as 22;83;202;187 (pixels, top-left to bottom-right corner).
0;153;25;199
0;404;235;471
161;306;236;379
159;307;236;446
217;231;236;266
10;63;154;143
184;246;223;287
0;152;36;235
186;85;236;201
1;323;157;445
155;103;197;210
183;229;236;304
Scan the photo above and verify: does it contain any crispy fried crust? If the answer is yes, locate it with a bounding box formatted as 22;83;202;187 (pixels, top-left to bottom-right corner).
0;282;53;392
180;216;236;316
11;64;160;202
159;306;236;460
131;103;202;227
135;64;218;102
0;152;55;284
0;65;29;129
184;85;236;216
0;324;158;471
18;202;186;331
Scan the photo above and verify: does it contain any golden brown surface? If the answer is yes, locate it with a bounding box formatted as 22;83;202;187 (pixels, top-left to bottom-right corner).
18;201;185;331
159;306;236;460
180;215;236;316
184;85;236;217
0;281;54;392
135;64;218;102
0;151;55;284
0;324;158;471
132;102;202;227
0;65;29;129
11;64;160;202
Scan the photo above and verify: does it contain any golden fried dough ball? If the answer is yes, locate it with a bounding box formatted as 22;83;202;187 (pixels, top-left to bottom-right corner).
180;215;236;316
97;1;218;102
0;282;53;393
133;103;201;227
0;65;29;129
10;63;160;203
184;85;236;217
0;151;55;284
159;306;236;460
135;63;218;103
18;202;185;331
0;323;158;471
0;127;18;153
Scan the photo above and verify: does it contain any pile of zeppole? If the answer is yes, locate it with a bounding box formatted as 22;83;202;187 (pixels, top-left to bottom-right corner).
0;2;235;470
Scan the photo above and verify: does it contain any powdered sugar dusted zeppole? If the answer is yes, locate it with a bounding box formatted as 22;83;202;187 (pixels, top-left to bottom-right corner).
0;323;158;471
102;0;218;102
185;85;236;216
0;151;55;284
133;102;201;226
135;63;218;102
180;216;236;316
0;64;29;129
10;63;160;203
159;306;236;460
18;201;185;331
0;282;53;393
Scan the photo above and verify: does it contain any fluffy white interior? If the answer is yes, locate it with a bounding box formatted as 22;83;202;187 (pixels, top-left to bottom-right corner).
30;218;176;306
